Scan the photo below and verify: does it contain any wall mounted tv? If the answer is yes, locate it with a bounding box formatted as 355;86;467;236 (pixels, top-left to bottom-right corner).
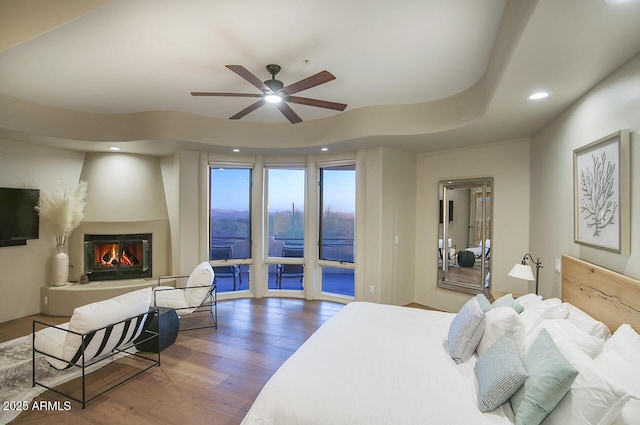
0;187;40;247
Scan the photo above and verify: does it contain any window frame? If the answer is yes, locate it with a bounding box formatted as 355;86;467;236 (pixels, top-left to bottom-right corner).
208;163;254;270
263;165;306;263
317;161;356;299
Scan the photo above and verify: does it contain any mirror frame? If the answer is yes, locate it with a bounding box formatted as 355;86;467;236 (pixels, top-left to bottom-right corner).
438;177;493;294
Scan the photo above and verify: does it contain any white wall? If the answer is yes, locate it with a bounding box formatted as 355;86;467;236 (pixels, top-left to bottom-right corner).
415;139;531;312
531;52;640;298
0;139;85;322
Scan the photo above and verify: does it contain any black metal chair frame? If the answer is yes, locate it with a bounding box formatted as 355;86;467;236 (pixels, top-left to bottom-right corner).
276;246;304;289
211;246;242;290
438;244;457;267
154;277;217;331
32;309;160;409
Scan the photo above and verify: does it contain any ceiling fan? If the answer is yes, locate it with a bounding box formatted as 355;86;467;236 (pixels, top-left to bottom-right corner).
191;64;347;124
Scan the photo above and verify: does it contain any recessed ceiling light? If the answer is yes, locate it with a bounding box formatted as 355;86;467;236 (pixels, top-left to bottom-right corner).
109;146;121;151
232;148;240;152
603;0;634;4
321;147;328;152
527;91;551;101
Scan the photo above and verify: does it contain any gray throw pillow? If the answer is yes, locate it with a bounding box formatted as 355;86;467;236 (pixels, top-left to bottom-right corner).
448;298;486;364
475;333;528;412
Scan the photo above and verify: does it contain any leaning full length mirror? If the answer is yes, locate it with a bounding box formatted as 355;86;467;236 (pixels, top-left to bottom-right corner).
438;178;492;294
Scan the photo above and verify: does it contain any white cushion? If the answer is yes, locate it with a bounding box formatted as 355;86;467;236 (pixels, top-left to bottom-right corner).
541;327;631;425
34;322;71;370
519;297;564;332
516;293;543;309
153;285;189;309
526;300;570;333
566;303;611;340
186;262;215;306
63;288;151;362
595;348;640;425
477;307;526;356
603;324;640;368
527;319;605;359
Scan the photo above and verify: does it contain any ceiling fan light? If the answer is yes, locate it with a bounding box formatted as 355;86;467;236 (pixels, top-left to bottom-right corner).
265;93;282;104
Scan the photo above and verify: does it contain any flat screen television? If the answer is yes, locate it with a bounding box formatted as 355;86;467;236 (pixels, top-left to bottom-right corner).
0;187;40;246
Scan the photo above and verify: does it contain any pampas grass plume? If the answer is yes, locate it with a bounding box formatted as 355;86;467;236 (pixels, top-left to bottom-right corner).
36;181;88;246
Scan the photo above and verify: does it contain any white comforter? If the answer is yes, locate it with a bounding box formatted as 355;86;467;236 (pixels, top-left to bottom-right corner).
241;302;514;425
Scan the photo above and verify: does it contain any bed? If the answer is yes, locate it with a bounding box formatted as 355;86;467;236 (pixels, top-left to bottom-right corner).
241;255;640;425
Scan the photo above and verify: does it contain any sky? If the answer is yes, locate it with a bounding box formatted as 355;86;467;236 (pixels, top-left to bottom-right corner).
210;167;355;213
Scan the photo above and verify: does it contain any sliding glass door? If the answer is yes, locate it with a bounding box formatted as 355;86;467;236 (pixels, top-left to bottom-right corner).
319;164;355;297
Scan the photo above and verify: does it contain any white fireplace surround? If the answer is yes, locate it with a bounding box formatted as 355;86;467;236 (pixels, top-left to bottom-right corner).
37;220;170;316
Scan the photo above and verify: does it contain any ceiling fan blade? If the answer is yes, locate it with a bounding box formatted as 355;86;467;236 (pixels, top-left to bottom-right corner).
280;70;336;95
287;96;347;111
191;92;262;97
275;102;302;124
229;99;266;120
226;65;271;92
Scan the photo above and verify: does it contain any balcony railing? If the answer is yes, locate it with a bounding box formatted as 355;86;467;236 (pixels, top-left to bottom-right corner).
210;236;354;296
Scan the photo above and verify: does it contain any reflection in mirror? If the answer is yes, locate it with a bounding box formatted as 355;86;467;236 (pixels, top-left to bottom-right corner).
437;178;492;294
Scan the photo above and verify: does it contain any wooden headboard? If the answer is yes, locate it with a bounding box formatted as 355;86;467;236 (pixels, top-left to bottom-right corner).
562;255;640;333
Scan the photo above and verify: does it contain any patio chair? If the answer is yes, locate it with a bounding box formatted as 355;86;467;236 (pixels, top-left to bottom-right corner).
33;288;159;408
276;246;304;289
210;245;242;290
438;238;456;266
153;262;217;331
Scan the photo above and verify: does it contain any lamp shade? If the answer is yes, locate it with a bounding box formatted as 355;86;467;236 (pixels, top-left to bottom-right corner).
508;263;535;281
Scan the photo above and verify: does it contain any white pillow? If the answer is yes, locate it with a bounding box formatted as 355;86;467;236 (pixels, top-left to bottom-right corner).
64;288;152;360
595;349;640;425
566;303;611;340
541;328;631;425
516;293;543;310
448;298;486;364
519;298;564;332
528;302;570;332
186;261;215;306
34;322;71;370
528;319;605;358
603;324;640;368
153;285;190;309
477;307;526;356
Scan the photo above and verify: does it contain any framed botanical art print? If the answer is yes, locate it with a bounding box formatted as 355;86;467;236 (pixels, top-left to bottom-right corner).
574;129;630;254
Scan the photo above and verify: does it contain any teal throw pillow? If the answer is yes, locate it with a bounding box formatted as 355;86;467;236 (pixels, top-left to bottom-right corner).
510;329;578;425
475;332;528;412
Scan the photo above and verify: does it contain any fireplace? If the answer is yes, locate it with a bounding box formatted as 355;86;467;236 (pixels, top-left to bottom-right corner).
84;234;152;281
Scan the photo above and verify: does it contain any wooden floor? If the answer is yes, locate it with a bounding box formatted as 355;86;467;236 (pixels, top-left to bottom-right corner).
1;298;345;425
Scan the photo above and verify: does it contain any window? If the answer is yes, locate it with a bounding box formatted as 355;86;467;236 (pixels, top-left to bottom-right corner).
266;168;305;256
266;167;305;290
319;164;355;297
209;167;251;292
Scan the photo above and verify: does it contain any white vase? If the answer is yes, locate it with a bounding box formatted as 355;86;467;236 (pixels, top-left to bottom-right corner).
51;244;69;286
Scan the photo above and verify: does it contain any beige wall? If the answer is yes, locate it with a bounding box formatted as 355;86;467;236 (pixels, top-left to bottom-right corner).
531;52;640;299
0;139;85;322
357;147;416;306
415;139;531;312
